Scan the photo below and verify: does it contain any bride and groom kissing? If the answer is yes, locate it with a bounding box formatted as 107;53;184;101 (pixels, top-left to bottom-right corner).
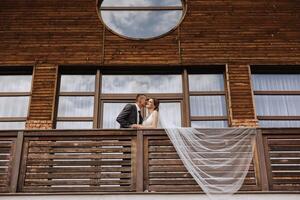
116;94;159;129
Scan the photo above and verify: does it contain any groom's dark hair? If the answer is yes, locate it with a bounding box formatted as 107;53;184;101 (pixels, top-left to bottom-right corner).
136;94;146;101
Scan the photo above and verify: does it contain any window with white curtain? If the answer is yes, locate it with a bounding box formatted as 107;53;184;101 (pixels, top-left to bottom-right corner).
56;68;229;129
252;73;300;127
56;74;96;129
188;74;228;128
0;71;32;130
101;74;183;128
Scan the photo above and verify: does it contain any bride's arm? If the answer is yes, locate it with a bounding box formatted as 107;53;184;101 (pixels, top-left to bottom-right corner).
151;111;158;128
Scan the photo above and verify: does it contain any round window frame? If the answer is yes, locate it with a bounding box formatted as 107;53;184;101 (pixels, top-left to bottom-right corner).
96;0;187;41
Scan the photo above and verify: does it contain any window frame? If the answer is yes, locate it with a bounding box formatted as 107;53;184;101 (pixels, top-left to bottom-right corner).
55;65;228;129
96;0;188;41
54;68;99;129
186;67;230;128
99;69;185;128
0;66;33;129
251;66;300;127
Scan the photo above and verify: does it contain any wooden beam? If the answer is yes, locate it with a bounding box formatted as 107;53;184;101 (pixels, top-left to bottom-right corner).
10;131;24;193
255;129;270;191
135;131;144;192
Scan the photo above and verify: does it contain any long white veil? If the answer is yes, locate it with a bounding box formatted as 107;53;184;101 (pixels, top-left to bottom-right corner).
158;113;257;199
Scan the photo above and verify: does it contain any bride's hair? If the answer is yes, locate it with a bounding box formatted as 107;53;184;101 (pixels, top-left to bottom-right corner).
151;98;160;111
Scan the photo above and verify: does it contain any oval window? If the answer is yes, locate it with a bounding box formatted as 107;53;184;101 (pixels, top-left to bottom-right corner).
97;0;186;40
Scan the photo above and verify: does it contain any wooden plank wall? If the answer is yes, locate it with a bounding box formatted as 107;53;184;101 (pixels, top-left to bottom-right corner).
0;0;103;65
180;1;300;64
26;63;57;129
227;64;257;126
0;0;300;128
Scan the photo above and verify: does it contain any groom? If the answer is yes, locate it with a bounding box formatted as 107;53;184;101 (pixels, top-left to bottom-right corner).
116;94;147;128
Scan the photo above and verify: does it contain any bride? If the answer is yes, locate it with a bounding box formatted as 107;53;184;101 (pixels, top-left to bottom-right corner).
137;98;159;129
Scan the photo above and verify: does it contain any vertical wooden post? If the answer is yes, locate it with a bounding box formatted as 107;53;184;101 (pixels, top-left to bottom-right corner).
255;129;269;191
135;130;144;192
10;131;24;193
182;68;191;127
94;70;101;128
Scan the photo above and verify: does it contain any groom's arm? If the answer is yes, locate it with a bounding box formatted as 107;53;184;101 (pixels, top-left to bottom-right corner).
116;104;134;128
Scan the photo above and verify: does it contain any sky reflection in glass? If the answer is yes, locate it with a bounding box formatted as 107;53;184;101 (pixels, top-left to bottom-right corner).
102;0;182;7
60;75;95;92
189;74;224;92
99;0;184;39
102;75;182;93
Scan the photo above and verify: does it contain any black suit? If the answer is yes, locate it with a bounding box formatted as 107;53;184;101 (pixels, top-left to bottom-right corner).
116;104;143;128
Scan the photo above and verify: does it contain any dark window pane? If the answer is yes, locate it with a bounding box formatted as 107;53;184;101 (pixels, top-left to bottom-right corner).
191;121;228;128
189;74;224;91
57;97;94;117
252;74;300;91
255;95;300;116
102;75;182;93
0;75;32;92
60;75;95;92
0;97;30;117
190;96;227;116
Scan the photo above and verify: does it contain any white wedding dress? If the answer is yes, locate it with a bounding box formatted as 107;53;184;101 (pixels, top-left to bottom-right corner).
142;111;155;127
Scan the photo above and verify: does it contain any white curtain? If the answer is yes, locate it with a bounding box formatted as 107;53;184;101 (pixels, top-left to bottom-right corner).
159;113;256;199
103;103;128;128
190;96;227;116
56;121;93;129
252;74;300;91
252;74;300;127
58;96;94;117
255;95;300;116
0;97;30;117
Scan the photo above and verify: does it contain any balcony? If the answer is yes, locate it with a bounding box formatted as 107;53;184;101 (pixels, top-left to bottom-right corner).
0;128;299;194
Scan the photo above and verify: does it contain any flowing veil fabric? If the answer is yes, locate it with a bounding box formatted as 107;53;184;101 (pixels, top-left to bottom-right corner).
158;113;257;199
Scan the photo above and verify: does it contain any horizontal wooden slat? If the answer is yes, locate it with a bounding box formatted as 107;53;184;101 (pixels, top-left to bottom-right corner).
19;134;135;193
0;138;16;193
264;134;300;191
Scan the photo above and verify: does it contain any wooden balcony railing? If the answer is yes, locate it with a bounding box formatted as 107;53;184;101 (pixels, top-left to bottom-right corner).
0;128;299;194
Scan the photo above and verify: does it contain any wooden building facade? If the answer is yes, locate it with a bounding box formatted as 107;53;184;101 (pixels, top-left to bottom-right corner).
0;0;300;196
